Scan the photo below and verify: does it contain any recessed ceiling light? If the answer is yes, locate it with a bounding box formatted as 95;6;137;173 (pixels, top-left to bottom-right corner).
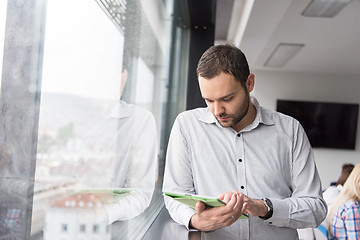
302;0;352;18
264;43;304;68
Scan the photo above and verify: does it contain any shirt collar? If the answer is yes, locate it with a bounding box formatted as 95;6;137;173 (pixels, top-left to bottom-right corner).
108;100;134;119
251;96;274;127
198;96;275;129
198;108;217;124
336;184;343;191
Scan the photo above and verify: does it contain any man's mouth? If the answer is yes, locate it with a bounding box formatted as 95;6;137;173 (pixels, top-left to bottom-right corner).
218;115;230;121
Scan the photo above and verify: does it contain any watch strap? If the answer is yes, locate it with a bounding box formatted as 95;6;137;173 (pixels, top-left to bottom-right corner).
259;198;273;220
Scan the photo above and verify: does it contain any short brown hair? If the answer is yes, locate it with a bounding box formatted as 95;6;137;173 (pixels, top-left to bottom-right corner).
196;44;250;88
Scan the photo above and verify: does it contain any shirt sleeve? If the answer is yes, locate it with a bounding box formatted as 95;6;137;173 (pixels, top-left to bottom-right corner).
331;209;347;239
107;111;158;222
162;115;196;229
341;202;360;239
264;120;327;229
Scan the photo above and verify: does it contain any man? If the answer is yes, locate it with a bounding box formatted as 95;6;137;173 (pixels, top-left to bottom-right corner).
163;44;327;239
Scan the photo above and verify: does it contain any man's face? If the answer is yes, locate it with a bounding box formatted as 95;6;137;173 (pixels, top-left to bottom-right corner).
199;72;251;130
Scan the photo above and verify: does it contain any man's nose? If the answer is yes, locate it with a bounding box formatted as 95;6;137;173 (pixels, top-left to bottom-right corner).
213;102;224;116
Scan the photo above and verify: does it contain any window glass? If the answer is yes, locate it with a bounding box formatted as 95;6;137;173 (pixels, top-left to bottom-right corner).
0;0;188;238
0;0;8;91
41;0;124;100
30;0;173;239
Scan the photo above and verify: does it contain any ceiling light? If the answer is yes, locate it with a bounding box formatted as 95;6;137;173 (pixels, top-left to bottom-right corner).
227;0;255;46
302;0;352;18
264;43;304;68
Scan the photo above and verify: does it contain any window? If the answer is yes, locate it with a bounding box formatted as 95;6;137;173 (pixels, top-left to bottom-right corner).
34;0;178;239
0;0;189;239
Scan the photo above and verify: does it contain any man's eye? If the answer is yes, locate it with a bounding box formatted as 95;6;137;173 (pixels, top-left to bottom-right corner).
223;98;232;102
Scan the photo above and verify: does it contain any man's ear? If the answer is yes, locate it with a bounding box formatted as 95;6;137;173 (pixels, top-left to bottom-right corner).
246;74;255;92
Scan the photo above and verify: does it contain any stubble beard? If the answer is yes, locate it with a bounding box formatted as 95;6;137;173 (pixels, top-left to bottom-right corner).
216;93;250;128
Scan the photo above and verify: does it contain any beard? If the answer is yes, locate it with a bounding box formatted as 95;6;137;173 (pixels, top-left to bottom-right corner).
216;92;250;128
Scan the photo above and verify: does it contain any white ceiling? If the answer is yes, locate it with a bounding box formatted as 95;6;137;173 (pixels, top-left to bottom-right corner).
215;0;360;76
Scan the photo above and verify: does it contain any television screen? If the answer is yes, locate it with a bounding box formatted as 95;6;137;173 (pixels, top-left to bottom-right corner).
276;100;359;150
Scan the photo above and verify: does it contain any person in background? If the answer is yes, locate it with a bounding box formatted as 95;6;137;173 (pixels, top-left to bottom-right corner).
324;164;355;207
310;164;355;239
163;44;327;240
329;163;360;239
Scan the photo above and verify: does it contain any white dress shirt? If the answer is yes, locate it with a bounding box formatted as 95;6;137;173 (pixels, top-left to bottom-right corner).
163;96;327;240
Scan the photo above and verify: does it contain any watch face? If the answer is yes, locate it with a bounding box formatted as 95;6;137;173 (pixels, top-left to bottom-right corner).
265;198;273;209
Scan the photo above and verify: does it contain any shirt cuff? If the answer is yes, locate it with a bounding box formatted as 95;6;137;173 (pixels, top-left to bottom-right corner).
264;198;290;226
182;208;196;230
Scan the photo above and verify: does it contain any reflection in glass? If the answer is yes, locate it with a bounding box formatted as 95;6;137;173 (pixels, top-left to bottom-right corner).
1;0;177;238
40;95;158;239
31;0;159;239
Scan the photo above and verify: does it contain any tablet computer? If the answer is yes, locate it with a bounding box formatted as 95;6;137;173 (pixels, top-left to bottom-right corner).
163;191;249;219
163;191;225;208
68;188;133;204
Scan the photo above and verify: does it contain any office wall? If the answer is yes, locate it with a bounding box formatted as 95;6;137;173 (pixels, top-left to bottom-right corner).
252;69;360;188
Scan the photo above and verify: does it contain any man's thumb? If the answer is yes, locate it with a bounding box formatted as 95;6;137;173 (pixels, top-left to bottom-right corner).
195;201;206;213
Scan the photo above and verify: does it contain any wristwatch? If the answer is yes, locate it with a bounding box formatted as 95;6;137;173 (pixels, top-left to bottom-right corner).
259;198;273;220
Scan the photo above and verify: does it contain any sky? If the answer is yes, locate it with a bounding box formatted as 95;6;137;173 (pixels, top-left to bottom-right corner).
1;0;156;103
41;0;124;100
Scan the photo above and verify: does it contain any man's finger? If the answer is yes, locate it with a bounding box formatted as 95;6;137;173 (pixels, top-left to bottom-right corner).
233;193;244;211
225;192;237;204
242;201;249;214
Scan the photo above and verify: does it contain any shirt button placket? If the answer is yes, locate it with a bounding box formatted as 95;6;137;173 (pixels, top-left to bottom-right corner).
235;132;247;194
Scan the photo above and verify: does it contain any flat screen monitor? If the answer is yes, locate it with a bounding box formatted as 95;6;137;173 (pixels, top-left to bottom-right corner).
276;100;359;150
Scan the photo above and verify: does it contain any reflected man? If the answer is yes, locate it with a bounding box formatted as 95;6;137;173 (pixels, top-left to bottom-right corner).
79;67;158;223
43;66;158;240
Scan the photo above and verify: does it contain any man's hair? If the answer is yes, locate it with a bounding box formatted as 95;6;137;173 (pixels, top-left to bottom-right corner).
196;44;250;88
336;163;355;186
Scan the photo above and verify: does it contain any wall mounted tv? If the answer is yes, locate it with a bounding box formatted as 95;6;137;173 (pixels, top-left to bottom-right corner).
276;100;359;150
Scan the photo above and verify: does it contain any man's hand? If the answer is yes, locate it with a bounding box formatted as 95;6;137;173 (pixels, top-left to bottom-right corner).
242;195;269;218
219;192;270;218
189;192;248;232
